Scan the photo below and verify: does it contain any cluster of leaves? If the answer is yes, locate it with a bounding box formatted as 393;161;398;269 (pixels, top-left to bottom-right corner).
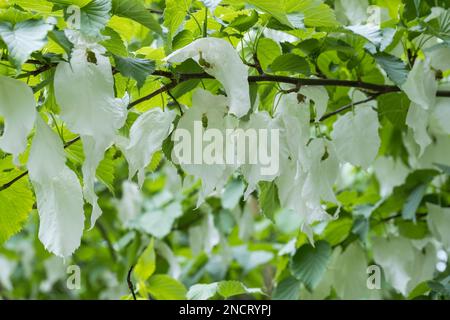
0;0;450;300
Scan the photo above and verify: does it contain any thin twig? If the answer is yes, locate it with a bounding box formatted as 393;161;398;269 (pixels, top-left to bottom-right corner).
317;93;381;122
127;265;137;301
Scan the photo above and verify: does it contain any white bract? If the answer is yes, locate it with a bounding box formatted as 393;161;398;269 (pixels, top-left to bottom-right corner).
273;92;339;239
166;38;250;118
123;108;176;187
189;214;220;256
54;32;128;227
27;116;85;258
299;85;329;122
117;181;142;227
401;59;437;110
239;111;280;198
427;203;450;250
172;89;238;206
372;236;436;295
406;102;432;156
0;20;53;69
0;76;36;164
332;243;371;299
331;106;380;169
373;156;409;197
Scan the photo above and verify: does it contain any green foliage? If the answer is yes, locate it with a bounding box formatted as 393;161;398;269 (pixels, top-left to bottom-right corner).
113;55;155;88
0;171;34;244
0;0;449;301
290;241;332;291
111;0;162;35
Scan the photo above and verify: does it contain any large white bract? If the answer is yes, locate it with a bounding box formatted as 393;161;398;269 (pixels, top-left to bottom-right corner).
54;32;128;227
28;116;85;258
0;76;36;164
166;38;251;118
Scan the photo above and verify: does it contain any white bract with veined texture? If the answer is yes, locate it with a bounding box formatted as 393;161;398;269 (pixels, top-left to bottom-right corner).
0;76;36;164
166;37;251;118
54;31;128;227
27;116;84;258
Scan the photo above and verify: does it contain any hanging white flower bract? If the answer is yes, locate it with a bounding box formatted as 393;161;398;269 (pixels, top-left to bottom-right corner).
122;108;176;187
406;102;432;156
331;105;380;169
54;31;128;227
0;76;36;165
299;85;329;122
171;89;239;206
274;94;339;240
239;111;280;199
166;37;250;118
401;58;437;110
27;116;85;258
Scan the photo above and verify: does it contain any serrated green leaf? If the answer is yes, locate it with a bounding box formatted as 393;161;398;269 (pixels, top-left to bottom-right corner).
113;55;155;88
377;92;409;128
269;53;310;74
290;240;331;290
402;183;427;222
134;239;155;282
112;0;162;35
101;27;127;56
374;53;409;86
147;274;187;300
164;0;191;36
272;276;301;300
229;10;259;32
0;171;34;244
258;181;280;221
257;37;281;71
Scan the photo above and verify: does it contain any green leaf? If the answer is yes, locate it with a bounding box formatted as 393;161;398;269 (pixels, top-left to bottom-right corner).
0;7;38;24
100;27;127;56
164;0;191;36
113;55;155;88
222;179;245;210
258;181;280;221
377;92;409;128
48;0;92;7
112;0;162;35
0;19;52;70
269;53;310;74
186;281;261;300
398;220;428;239
147;275;187;300
0;170;34;244
134;239;156;282
96;149;116;193
272;276;301;300
217;281;247;298
402;183;427;222
322;217;352;246
374;53;409;86
217;280;262;298
172;29;194;50
78;0;111;36
48;30;73;56
257;38;281;71
290;240;331;290
229;10;259;32
285;0;338;27
435;163;450;175
65;140;116;193
187;283;218;300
